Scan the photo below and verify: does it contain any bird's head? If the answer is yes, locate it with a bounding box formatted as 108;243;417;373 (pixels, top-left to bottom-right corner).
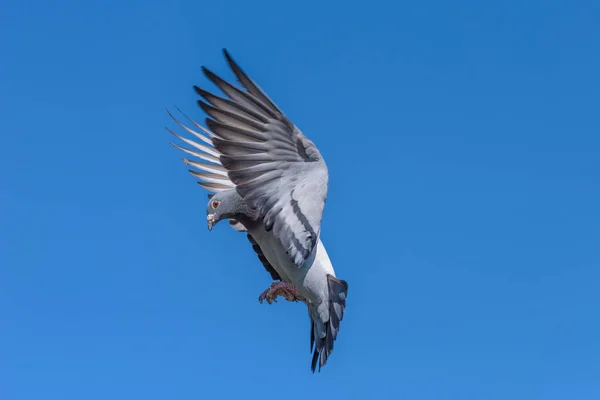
206;190;245;231
206;192;227;231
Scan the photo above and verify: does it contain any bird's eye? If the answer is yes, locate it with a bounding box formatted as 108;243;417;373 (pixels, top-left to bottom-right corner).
212;200;220;209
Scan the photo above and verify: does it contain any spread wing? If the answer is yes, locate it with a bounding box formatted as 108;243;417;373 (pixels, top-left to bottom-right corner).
198;49;329;268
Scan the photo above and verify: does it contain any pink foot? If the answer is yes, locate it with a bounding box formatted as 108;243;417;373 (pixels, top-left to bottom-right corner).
258;282;306;304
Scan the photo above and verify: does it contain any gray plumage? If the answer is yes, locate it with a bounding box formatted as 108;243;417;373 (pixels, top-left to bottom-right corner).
168;49;347;372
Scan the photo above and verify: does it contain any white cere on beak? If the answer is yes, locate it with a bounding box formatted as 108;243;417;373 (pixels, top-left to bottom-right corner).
207;214;215;231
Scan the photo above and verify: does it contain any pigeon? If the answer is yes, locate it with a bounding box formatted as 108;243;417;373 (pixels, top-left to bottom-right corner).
167;49;348;372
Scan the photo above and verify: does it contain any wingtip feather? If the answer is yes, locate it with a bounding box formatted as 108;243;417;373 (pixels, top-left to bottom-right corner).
222;47;242;68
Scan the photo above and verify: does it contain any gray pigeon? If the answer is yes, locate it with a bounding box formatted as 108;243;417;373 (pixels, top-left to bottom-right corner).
167;49;348;372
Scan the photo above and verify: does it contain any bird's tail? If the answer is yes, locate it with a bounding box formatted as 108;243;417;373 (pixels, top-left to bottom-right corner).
309;274;348;372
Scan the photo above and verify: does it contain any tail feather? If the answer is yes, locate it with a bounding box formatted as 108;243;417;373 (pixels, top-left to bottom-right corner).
310;274;348;372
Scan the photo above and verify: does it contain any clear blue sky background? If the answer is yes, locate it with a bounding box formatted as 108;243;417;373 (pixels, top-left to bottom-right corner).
1;1;599;399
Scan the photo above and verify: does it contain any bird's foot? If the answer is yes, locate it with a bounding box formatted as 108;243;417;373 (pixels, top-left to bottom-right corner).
258;282;305;304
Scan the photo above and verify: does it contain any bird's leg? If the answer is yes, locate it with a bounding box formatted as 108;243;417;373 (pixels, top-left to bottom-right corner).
258;281;306;304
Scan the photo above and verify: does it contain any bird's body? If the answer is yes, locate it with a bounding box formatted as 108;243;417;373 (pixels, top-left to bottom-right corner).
250;226;332;302
168;49;348;372
246;225;347;371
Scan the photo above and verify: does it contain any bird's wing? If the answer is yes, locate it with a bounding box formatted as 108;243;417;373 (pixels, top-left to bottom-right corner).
167;107;235;193
196;49;329;268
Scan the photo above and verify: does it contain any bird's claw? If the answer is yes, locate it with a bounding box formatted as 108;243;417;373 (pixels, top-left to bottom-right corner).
258;282;305;304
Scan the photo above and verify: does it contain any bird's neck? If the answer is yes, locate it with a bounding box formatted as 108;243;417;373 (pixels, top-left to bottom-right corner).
223;190;254;222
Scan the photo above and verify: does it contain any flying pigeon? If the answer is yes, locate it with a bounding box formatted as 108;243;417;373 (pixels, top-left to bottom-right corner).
167;49;348;372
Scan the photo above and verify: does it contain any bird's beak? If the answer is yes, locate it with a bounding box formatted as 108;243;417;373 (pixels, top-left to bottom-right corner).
207;214;215;231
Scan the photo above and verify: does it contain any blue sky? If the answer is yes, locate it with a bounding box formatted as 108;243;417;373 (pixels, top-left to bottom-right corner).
1;0;599;399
